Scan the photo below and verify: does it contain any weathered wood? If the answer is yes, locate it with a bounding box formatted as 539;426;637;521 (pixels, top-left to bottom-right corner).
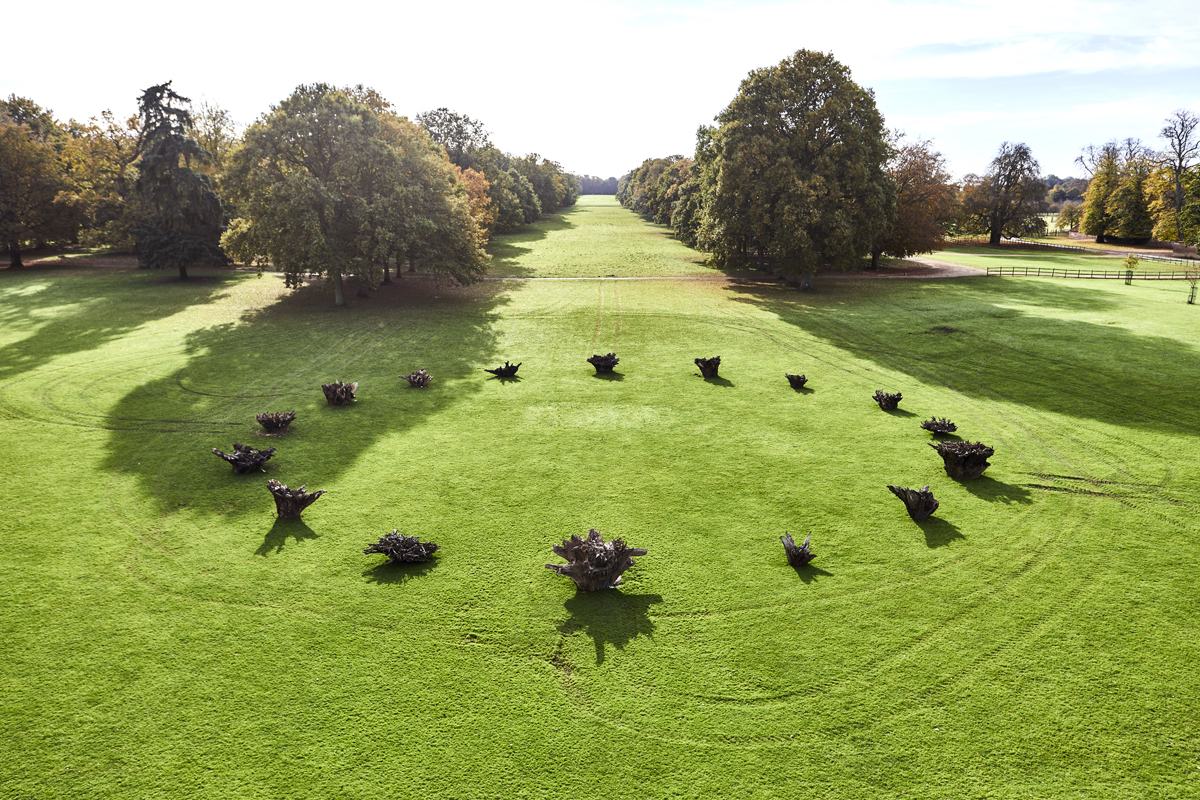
401;368;432;388
212;443;276;474
484;361;521;378
873;390;902;410
694;356;721;378
364;530;439;563
256;411;296;433
920;417;957;435
931;440;994;480
887;484;939;521
266;479;326;519
322;381;358;405
545;528;647;591
785;373;808;389
781;532;815;566
588;353;620;373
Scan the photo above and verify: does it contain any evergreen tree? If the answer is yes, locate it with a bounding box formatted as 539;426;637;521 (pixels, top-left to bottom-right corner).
1107;171;1153;240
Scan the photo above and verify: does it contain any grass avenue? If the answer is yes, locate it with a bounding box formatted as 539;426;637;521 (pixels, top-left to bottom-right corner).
1;196;1197;798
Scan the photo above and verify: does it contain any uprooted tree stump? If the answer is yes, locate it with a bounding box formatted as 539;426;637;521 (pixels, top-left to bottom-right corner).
545;528;647;591
484;361;521;378
256;411;296;434
931;440;994;480
921;417;957;435
785;373;808;389
873;390;902;410
363;530;439;563
322;381;358;405
401;369;432;388
887;484;939;522
694;356;721;378
212;443;276;474
588;353;620;373
781;532;815;566
267;479;326;519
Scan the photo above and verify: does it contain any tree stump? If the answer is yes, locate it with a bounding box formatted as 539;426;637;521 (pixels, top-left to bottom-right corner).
887;484;939;521
402;369;432;388
588;353;620;373
212;443;276;474
256;411;296;434
267;479;326;519
363;530;439;563
930;440;994;480
920;417;957;435
545;528;647;591
785;373;808;389
484;361;521;378
694;356;721;378
780;532;815;566
322;381;357;405
873;390;902;410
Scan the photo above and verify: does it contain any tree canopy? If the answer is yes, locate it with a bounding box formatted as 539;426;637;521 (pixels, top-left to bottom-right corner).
871;135;957;267
960;142;1045;244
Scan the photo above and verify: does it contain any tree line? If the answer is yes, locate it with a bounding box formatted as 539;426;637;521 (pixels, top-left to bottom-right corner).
617;51;1200;281
0;84;580;304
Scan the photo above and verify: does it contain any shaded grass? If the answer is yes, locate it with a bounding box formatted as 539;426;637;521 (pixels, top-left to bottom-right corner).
938;245;1195;274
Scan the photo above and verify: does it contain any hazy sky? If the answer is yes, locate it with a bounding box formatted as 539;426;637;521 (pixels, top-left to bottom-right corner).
5;0;1198;181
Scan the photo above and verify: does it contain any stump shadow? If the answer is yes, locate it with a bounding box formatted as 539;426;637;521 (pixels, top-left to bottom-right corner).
485;374;522;384
362;558;438;585
699;375;734;387
917;517;965;548
592;371;624;381
558;591;662;665
883;407;917;417
962;475;1033;505
790;384;815;394
257;518;318;556
791;563;834;584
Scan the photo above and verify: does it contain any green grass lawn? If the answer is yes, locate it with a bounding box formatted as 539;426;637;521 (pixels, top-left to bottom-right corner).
2;198;1198;798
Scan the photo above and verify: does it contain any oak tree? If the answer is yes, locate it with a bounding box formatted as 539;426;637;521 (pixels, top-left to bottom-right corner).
960;142;1045;244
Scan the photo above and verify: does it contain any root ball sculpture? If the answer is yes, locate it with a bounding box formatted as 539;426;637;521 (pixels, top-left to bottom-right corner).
873;390;902;410
781;532;815;566
267;480;326;519
256;411;296;434
887;484;939;522
545;528;647;591
364;531;439;563
402;369;432;388
588;353;620;373
920;417;957;435
322;381;358;405
212;443;276;474
484;361;521;378
694;356;721;378
931;440;994;480
785;373;808;389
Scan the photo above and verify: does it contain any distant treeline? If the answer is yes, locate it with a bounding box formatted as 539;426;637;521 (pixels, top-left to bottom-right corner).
577;175;618;195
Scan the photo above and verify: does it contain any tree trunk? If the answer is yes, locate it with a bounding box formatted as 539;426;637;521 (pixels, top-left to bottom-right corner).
178;263;189;280
870;249;881;269
381;259;391;285
333;272;346;306
989;229;1002;245
8;241;23;269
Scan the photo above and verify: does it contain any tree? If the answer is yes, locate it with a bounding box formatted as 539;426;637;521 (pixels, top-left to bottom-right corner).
1078;139;1153;243
1055;201;1083;231
1079;143;1119;241
63;110;140;247
415;108;491;171
1158;110;1199;239
703;50;894;281
1108;169;1154;240
960;142;1045;244
871;135;957;267
0;117;84;267
131;82;226;279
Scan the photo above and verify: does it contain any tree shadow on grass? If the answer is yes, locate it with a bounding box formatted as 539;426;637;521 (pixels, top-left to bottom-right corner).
961;475;1034;505
917;517;965;548
558;591;662;665
362;558;438;585
257;518;318;556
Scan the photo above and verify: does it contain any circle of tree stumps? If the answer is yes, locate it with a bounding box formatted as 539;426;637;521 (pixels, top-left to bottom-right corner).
267;479;326;519
887;484;939;522
780;532;815;566
931;440;994;480
256;411;296;434
921;417;957;435
212;443;276;474
322;381;358;405
873;390;902;410
364;531;439;563
545;528;647;592
484;361;521;378
588;353;619;373
694;356;721;378
402;369;432;388
785;373;808;389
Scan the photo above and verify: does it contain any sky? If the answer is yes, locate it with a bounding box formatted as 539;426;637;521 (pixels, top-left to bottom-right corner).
5;0;1199;181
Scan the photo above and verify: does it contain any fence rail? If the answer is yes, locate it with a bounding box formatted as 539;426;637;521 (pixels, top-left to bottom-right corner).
985;266;1192;279
1003;237;1199;266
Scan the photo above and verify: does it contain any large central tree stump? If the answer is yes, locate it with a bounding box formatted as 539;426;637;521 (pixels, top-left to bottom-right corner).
931;440;994;479
887;484;939;521
785;373;808;389
212;443;276;474
588;353;619;373
780;532;815;566
267;479;326;518
322;381;358;405
873;390;902;410
363;531;439;563
484;361;521;378
920;417;957;435
694;356;721;378
256;411;296;434
401;368;432;388
545;528;647;591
